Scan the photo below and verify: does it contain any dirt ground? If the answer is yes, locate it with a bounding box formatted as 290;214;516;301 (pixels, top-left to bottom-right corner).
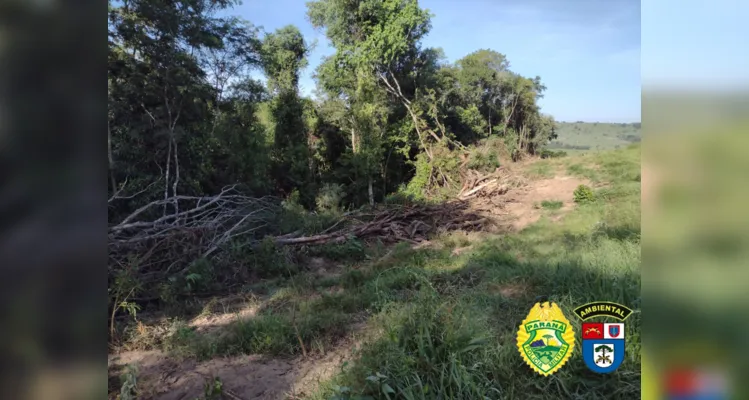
502;175;589;230
108;169;590;400
109;325;367;400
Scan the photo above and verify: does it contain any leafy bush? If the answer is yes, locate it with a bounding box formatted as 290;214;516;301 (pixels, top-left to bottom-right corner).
466;149;500;172
253;237;297;278
384;190;416;206
573;184;596;203
316;183;345;211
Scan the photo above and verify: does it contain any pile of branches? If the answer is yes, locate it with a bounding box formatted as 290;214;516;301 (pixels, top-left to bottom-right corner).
109;186;282;283
108;183;502;309
458;167;527;200
273;201;489;246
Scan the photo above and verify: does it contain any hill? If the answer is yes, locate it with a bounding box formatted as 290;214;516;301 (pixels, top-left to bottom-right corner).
546;122;641;154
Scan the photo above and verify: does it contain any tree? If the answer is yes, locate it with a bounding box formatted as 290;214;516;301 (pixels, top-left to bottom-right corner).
260;25;314;205
594;344;614;364
108;0;264;217
308;0;443;158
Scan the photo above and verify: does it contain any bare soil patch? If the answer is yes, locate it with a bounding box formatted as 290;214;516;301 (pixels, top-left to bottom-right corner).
109;324;371;400
501;175;590;230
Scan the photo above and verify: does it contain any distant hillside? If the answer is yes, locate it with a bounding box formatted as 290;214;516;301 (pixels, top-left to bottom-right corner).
546;122;641;153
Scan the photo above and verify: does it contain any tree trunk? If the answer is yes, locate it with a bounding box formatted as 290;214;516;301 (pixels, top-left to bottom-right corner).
350;126;357;153
368;176;374;206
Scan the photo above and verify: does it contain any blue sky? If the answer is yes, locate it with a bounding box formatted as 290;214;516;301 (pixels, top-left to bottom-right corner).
230;0;641;123
642;0;749;90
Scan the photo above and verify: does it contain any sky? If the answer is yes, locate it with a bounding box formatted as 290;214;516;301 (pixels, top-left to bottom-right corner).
229;0;641;123
641;0;749;91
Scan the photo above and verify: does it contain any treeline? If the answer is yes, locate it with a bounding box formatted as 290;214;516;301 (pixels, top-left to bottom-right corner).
108;0;557;218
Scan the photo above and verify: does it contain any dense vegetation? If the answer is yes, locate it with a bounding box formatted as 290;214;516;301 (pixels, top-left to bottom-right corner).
108;0;556;215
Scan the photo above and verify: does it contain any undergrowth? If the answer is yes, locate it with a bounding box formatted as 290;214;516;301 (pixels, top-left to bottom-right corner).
117;146;641;399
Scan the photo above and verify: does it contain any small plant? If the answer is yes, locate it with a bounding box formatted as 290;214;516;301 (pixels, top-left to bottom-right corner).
118;364;138;400
541;200;564;210
200;376;223;400
573;184;596;204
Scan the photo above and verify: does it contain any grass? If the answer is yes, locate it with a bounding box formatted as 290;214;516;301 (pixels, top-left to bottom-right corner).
540;200;563;210
155;145;641;399
549;122;641;152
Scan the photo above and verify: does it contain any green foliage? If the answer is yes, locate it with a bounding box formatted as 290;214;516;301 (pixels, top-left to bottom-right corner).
573;184;596;204
332;295;496;399
467;148;501;172
541;200;564;210
253;237;297;278
402;153;433;201
540;149;567;159
118;364;138;400
316;183;345;211
199;377;223;400
261;25;309;93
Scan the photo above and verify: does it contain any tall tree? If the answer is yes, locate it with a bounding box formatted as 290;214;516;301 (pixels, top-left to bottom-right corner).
308;0;444;159
260;25;313;205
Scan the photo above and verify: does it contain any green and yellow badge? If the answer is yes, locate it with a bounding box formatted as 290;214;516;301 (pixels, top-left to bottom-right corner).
517;301;575;376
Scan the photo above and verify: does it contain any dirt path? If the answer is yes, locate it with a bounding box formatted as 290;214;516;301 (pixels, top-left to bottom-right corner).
109;328;365;400
501;175;590;230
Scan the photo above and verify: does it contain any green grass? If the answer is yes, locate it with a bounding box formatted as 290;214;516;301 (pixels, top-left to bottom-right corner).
526;161;555;178
163;145;641;399
540;200;563;210
548;122;641;153
311;145;641;399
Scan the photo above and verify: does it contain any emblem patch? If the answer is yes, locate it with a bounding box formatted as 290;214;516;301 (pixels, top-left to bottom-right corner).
517;301;575;376
574;301;631;374
582;322;625;373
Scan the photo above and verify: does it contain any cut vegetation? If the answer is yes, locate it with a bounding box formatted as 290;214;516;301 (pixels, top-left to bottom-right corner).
108;145;640;399
108;0;640;398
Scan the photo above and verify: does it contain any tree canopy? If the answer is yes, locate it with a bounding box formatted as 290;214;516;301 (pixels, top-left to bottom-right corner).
108;0;557;214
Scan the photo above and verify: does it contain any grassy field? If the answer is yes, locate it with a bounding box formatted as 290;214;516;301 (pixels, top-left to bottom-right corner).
141;144;641;399
547;122;641;155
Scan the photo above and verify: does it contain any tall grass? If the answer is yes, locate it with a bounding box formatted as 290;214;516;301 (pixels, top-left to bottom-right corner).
311;145;641;399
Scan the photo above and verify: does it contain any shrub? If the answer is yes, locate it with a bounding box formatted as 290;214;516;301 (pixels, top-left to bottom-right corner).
316;183;345;211
466;149;500;172
573;184;596;204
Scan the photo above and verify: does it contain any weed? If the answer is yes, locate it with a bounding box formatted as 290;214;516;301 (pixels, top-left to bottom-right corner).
540;200;563;210
192;376;223;400
573;184;596;203
118;364;138;400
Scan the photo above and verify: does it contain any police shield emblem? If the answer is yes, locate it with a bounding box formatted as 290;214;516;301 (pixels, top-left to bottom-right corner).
517;302;575;376
582;322;625;373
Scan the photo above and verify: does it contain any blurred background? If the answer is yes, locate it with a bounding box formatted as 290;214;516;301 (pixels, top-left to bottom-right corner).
642;0;749;399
